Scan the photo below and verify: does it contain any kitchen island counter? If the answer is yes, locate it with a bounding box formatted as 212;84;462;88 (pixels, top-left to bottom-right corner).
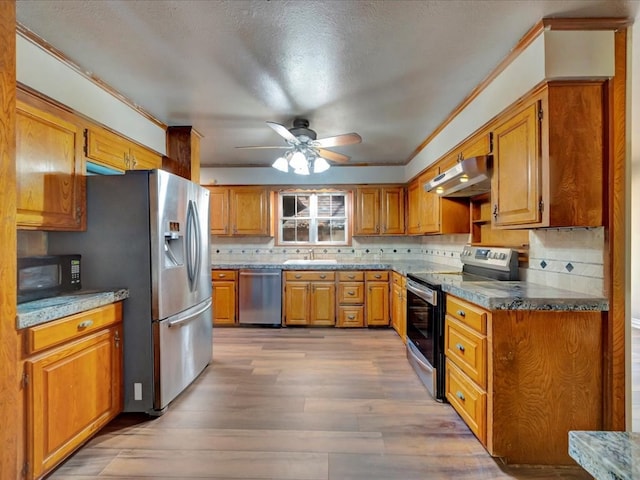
17;288;129;329
569;431;639;480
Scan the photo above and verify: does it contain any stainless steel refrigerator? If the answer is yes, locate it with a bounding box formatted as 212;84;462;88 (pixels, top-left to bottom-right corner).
49;169;212;415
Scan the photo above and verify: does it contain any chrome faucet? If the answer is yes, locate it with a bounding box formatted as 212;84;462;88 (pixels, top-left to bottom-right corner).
309;248;314;260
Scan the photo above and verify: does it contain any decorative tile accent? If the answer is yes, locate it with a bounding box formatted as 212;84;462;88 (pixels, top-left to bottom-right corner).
566;263;574;272
540;260;547;269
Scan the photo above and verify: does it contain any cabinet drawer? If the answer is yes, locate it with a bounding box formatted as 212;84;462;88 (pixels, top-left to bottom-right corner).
337;283;365;304
446;295;487;334
366;271;389;281
212;270;237;280
26;302;123;355
446;359;486;444
338;271;364;282
391;272;406;287
285;271;335;282
337;306;364;327
445;317;487;388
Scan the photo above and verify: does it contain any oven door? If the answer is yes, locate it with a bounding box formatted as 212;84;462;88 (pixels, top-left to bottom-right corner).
405;279;444;401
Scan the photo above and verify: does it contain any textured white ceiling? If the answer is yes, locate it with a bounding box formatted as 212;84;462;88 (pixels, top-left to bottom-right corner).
15;0;638;168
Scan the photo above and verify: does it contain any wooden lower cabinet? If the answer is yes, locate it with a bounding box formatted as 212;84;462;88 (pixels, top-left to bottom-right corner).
336;271;365;327
284;271;336;326
444;294;603;465
211;270;237;325
390;272;406;341
365;271;390;326
23;303;123;480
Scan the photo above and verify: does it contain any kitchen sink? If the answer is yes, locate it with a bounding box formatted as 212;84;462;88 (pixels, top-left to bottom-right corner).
283;259;338;265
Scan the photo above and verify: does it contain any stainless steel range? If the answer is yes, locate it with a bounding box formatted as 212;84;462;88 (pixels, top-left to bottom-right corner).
405;245;519;402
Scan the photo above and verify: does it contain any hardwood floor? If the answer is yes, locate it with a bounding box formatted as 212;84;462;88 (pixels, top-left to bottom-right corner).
48;327;591;479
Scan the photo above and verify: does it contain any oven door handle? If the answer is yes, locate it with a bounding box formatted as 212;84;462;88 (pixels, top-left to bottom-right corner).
407;281;437;305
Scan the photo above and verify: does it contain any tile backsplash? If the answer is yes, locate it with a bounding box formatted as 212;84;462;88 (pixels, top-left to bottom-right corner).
210;227;605;296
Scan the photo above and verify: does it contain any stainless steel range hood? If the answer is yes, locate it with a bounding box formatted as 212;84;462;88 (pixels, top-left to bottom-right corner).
424;155;492;197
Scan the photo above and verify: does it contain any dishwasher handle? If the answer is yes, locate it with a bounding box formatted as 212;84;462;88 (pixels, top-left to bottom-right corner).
239;270;282;277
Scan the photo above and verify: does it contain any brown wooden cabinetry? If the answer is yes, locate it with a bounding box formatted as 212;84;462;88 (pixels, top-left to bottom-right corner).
336;271;365;327
444;294;603;465
439;131;492;172
165;126;201;182
390;272;406;342
407;166;469;235
365;271;389;326
23;303;123;480
211;270;237;325
85;126;162;172
491;82;605;229
206;186;270;236
284;271;336;326
354;185;405;235
16;89;85;231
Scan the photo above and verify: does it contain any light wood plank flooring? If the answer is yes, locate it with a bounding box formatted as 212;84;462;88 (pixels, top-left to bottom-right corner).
49;327;591;479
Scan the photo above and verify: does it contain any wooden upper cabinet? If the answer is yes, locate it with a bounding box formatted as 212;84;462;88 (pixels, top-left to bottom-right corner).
85;126;162;172
407;166;469;236
440;131;493;172
491;82;605;229
164;126;202;182
16;91;85;231
206;186;270;236
355;185;405;235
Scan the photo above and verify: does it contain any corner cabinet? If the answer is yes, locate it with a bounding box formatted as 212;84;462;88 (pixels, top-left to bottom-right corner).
16;90;85;231
23;303;123;480
444;294;603;465
85;126;162;172
354;186;405;235
491;82;605;229
207;186;270;236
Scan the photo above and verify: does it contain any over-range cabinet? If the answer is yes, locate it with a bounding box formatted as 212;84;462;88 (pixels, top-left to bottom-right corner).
49;169;212;415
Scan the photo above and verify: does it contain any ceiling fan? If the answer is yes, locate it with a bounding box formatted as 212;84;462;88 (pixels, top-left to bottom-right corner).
236;118;362;174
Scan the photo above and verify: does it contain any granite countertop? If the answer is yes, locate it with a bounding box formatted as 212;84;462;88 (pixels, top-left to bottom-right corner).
569;431;639;480
212;261;608;312
17;288;130;329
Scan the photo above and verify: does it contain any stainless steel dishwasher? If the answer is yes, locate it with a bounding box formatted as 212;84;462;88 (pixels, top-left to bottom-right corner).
238;269;282;325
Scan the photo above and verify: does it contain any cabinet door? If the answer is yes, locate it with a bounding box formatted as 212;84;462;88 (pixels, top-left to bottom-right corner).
284;282;309;325
129;144;162;170
26;325;122;480
212;280;236;325
355;187;380;235
391;281;402;334
366;281;389;326
230;187;269;235
381;187;405;234
85;127;129;171
406;179;422;234
208;187;230;235
492;101;541;227
419;167;441;233
310;282;336;326
16;98;85;230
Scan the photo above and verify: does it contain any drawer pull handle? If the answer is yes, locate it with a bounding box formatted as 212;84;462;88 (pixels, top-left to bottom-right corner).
456;391;466;401
456;343;465;352
348;275;355;279
347;291;355;295
348;315;355;320
457;310;466;317
77;320;94;329
218;273;226;278
295;274;302;279
320;274;326;279
374;274;381;279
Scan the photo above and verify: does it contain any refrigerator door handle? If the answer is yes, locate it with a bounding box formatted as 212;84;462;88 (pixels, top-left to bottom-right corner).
185;199;202;292
167;299;213;328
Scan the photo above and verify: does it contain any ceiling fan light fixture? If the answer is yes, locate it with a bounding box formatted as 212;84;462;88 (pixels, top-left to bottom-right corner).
289;150;307;171
313;156;330;173
293;161;310;176
272;156;289;172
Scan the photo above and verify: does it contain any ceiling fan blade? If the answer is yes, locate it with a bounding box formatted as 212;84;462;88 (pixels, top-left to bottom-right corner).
266;121;300;145
318;148;350;164
314;133;362;148
235;145;290;149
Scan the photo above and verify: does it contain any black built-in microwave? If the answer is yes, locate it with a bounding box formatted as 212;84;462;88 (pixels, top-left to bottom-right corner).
17;255;81;304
